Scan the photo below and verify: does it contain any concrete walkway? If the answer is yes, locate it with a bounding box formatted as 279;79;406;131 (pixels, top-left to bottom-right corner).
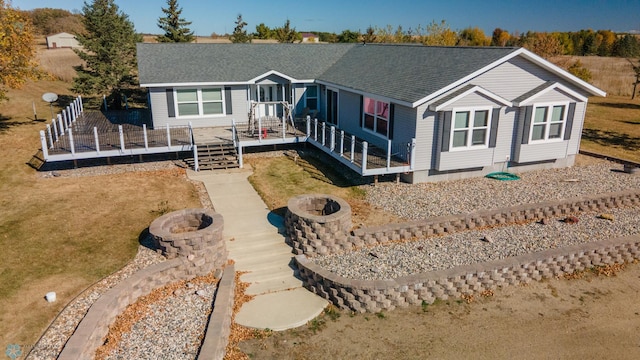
187;169;327;331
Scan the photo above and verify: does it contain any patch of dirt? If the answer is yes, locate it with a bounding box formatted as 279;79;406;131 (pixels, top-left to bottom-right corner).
238;262;640;359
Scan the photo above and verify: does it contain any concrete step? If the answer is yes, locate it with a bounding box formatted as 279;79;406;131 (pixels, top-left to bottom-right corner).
244;276;304;296
231;251;295;271
225;233;286;248
240;267;299;283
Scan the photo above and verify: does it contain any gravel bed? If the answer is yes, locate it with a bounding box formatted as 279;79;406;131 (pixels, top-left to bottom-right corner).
26;241;165;360
364;160;640;220
39;159;182;178
313;206;640;281
103;283;216;360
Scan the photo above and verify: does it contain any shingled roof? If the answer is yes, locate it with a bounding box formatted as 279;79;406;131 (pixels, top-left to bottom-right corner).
136;43;523;105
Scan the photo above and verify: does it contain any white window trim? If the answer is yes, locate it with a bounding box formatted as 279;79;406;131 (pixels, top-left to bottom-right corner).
304;85;319;110
174;87;226;119
362;96;390;139
449;106;492;151
528;101;569;143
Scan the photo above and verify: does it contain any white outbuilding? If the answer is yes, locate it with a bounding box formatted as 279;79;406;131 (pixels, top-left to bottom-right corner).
46;32;80;49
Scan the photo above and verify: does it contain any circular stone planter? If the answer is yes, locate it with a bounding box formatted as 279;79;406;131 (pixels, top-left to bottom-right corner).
149;209;227;275
285;194;352;256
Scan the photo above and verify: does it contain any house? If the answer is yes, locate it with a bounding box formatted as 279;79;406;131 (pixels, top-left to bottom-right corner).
301;33;320;43
46;32;81;49
136;43;605;183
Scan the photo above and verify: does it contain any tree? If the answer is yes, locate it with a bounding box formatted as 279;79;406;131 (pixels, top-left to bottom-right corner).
521;32;563;58
156;0;194;43
422;20;458;46
337;29;360;43
628;59;640;99
26;8;84;35
273;19;298;43
72;0;141;109
567;60;592;83
362;26;376;43
613;34;640;58
491;28;511;47
254;23;271;39
230;14;250;43
458;27;490;46
0;0;41;102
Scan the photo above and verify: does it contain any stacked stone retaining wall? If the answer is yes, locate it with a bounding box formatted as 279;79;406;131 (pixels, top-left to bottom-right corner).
287;190;640;257
58;208;231;360
295;235;640;313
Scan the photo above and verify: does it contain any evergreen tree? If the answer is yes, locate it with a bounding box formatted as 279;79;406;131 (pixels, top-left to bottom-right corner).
230;14;250;43
274;20;299;43
156;0;194;43
254;23;271;39
72;0;141;109
0;0;41;101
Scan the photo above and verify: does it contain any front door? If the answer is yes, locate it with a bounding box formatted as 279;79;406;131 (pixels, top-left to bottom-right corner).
257;85;278;118
326;89;338;125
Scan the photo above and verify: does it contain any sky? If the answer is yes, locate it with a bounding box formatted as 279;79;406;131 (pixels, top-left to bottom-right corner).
10;0;640;36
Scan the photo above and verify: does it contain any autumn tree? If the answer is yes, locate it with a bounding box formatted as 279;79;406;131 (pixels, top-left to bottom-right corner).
156;0;194;43
0;0;41;102
362;26;376;43
521;32;563;58
27;8;84;35
72;0;141;109
491;28;511;47
273;19;298;43
230;14;250;43
567;60;592;82
422;20;458;46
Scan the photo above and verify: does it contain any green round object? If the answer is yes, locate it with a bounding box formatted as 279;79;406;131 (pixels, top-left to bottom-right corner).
485;172;520;181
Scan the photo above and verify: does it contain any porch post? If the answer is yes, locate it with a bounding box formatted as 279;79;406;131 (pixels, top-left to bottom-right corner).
350;135;355;163
386;139;392;170
321;122;326;147
68;128;75;155
362;141;368;173
52;118;58;141
94;127;100;154
71;101;76;122
258;116;263;142
330;126;335;152
46;124;54;148
118;125;125;152
282;115;286;139
232;119;237;147
193;144;199;171
79;95;83;113
143;124;149;150
306;115;311;137
188;121;194;146
410;138;416;170
39;130;49;160
166;123;171;149
314;118;318;141
340;130;345;156
61;110;68;132
238;144;244;168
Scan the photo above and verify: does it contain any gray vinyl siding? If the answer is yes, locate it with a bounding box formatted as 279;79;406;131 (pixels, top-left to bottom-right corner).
337;90;363;137
515;141;569;163
149;85;249;128
392;104;416;144
438;148;495;170
433;91;502;111
567;101;586;155
529;87;581;103
293;84;305;115
413;103;436;171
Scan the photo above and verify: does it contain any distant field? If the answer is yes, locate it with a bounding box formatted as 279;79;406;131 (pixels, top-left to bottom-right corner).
551;55;637;97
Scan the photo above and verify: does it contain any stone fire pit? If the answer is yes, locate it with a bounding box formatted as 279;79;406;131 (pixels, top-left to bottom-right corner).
285;194;352;256
149;208;227;275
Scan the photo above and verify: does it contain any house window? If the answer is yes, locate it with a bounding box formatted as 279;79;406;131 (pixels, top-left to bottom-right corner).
451;108;490;149
305;85;318;110
176;88;224;117
363;97;389;137
530;103;566;142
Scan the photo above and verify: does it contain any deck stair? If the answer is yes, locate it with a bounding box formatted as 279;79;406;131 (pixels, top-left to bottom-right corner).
184;142;239;170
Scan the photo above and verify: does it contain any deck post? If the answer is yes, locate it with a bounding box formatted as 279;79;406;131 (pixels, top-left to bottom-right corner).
386;139;392;170
330;126;335;152
61;110;68;131
118;125;125;153
51;119;58;141
306;116;311;137
39;130;49;160
321;122;326;146
94;127;100;154
68;128;75;155
340;130;345;156
79;95;83;113
187;121;194;146
66;106;71;124
362;141;368;173
231;119;237;147
313;118;318;141
58;115;64;137
166;123;171;149
238;144;243;168
410;138;416;170
193;144;199;171
282;115;286;139
46;124;54;148
350;135;355;163
71;101;76;121
143;124;149;150
258;116;263;142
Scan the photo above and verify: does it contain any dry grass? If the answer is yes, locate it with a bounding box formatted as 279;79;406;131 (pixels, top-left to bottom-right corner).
0;60;200;349
551;55;637;97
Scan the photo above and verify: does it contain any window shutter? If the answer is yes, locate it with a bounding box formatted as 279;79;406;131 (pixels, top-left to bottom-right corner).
521;106;533;144
489;108;500;148
166;89;175;118
359;95;364;128
224;87;233;115
563;103;576;140
388;103;395;140
441;111;452;152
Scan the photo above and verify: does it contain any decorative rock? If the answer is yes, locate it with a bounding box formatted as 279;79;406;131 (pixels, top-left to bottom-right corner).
563;216;579;224
598;213;615;221
45;292;57;303
186;282;195;289
482;235;493;243
173;288;185;296
539;218;549;225
196;289;207;297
